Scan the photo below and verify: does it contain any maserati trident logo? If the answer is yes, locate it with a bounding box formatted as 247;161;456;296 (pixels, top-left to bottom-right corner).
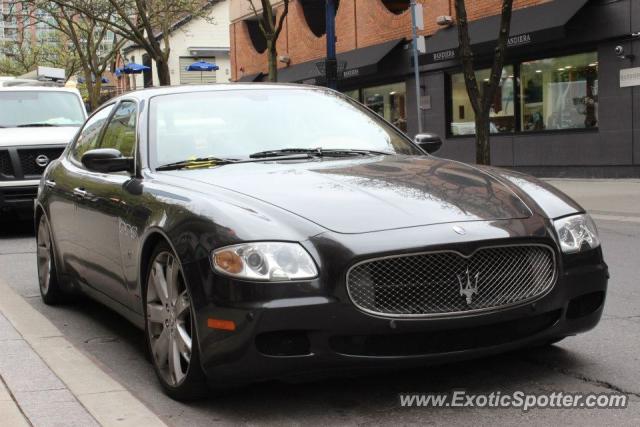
35;154;50;168
452;225;466;235
457;268;479;305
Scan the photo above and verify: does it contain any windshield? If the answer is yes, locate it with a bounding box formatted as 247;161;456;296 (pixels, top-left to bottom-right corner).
0;91;85;127
149;88;421;167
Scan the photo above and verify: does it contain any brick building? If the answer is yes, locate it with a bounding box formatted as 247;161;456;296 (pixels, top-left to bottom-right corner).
230;0;640;177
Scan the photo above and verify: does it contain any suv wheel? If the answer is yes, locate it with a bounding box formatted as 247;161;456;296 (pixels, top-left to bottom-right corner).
36;215;67;305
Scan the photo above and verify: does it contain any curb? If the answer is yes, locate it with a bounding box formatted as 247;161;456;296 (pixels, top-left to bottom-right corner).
0;378;29;427
0;279;167;427
591;214;640;224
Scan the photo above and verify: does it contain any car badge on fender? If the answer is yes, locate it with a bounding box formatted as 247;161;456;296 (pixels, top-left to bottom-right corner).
458;268;479;305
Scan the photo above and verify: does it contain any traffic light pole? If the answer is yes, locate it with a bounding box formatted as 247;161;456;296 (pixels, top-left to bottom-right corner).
410;0;424;133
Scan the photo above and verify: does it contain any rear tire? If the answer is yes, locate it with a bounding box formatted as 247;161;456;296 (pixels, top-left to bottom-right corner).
144;242;208;401
36;215;68;305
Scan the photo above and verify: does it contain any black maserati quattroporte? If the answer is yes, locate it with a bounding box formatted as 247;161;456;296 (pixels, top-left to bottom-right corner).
35;85;608;400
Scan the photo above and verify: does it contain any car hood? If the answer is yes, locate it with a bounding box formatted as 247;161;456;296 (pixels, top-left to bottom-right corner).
163;156;533;234
0;126;79;147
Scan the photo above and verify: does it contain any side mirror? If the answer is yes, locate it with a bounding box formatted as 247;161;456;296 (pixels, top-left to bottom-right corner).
81;148;134;173
414;133;443;154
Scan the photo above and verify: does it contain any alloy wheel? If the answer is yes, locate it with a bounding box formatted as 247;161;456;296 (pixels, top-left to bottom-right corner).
146;251;193;386
36;217;52;294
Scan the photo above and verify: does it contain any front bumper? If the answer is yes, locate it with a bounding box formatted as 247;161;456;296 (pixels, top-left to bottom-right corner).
188;242;608;386
0;183;39;211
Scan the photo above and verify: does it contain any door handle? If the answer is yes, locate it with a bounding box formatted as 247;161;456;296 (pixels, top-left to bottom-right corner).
45;179;56;189
73;187;88;199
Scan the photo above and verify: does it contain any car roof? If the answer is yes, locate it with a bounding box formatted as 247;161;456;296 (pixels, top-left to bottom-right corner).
0;85;81;94
113;83;321;102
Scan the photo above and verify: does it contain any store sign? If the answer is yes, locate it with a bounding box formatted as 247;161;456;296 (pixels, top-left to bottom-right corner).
507;33;532;47
343;68;360;79
431;49;457;63
620;67;640;88
428;32;535;64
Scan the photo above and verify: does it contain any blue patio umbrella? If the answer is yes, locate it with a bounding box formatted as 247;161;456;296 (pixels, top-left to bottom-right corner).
115;62;151;75
185;61;219;83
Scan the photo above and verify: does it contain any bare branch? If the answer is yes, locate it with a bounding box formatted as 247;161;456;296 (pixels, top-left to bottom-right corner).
454;0;481;115
274;0;289;41
454;0;514;165
482;0;513;113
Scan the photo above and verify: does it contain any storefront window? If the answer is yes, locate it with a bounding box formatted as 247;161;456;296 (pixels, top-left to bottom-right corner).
447;52;598;136
342;83;407;132
450;66;515;136
521;52;598;131
362;83;407;132
343;89;359;101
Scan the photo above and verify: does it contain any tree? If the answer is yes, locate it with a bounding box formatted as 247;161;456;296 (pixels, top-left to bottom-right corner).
247;0;289;82
48;0;214;86
21;1;125;109
454;0;513;165
0;33;80;79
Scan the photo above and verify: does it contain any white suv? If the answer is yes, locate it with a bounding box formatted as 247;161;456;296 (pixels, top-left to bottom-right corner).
0;85;86;216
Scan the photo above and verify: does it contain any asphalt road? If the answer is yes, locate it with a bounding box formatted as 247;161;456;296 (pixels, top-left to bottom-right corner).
0;211;639;425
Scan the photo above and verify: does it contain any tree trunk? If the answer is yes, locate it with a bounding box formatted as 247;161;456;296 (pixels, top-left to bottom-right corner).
475;111;491;165
267;40;278;82
83;70;98;112
91;81;102;111
156;58;170;86
454;0;513;166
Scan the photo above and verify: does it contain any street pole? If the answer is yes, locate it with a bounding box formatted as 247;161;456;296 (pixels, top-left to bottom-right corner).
325;0;338;90
410;0;423;133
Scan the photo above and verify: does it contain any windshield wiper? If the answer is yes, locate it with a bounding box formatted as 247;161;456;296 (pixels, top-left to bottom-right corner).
16;123;59;127
156;153;317;171
156;156;237;171
249;147;394;159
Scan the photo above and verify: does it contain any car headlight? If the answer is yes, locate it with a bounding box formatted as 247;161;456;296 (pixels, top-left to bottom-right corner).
212;242;318;281
553;214;600;254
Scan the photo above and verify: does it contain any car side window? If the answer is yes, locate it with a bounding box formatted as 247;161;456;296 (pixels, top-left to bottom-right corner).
100;101;137;157
71;104;114;162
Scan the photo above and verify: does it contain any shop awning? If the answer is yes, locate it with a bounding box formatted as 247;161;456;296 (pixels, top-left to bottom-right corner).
237;72;265;82
424;0;589;65
276;38;404;84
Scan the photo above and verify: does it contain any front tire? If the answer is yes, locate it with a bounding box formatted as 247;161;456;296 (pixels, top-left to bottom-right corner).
36;215;67;305
144;242;208;401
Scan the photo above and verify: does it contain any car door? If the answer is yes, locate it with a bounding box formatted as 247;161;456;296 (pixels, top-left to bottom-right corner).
47;104;114;282
75;100;139;307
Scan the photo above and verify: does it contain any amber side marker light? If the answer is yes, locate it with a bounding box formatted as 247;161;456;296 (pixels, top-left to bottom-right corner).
208;318;237;331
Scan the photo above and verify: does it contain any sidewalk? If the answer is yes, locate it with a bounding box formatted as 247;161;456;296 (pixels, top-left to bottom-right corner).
0;279;167;427
545;179;640;223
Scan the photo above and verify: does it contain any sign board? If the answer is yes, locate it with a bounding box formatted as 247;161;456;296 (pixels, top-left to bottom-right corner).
620;67;640;88
426;30;545;65
18;66;65;81
420;95;431;110
417;36;426;54
414;4;424;31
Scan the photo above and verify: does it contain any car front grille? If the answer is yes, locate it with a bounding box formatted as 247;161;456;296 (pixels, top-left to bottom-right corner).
0;150;13;177
17;147;65;177
1;186;38;202
346;245;557;317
